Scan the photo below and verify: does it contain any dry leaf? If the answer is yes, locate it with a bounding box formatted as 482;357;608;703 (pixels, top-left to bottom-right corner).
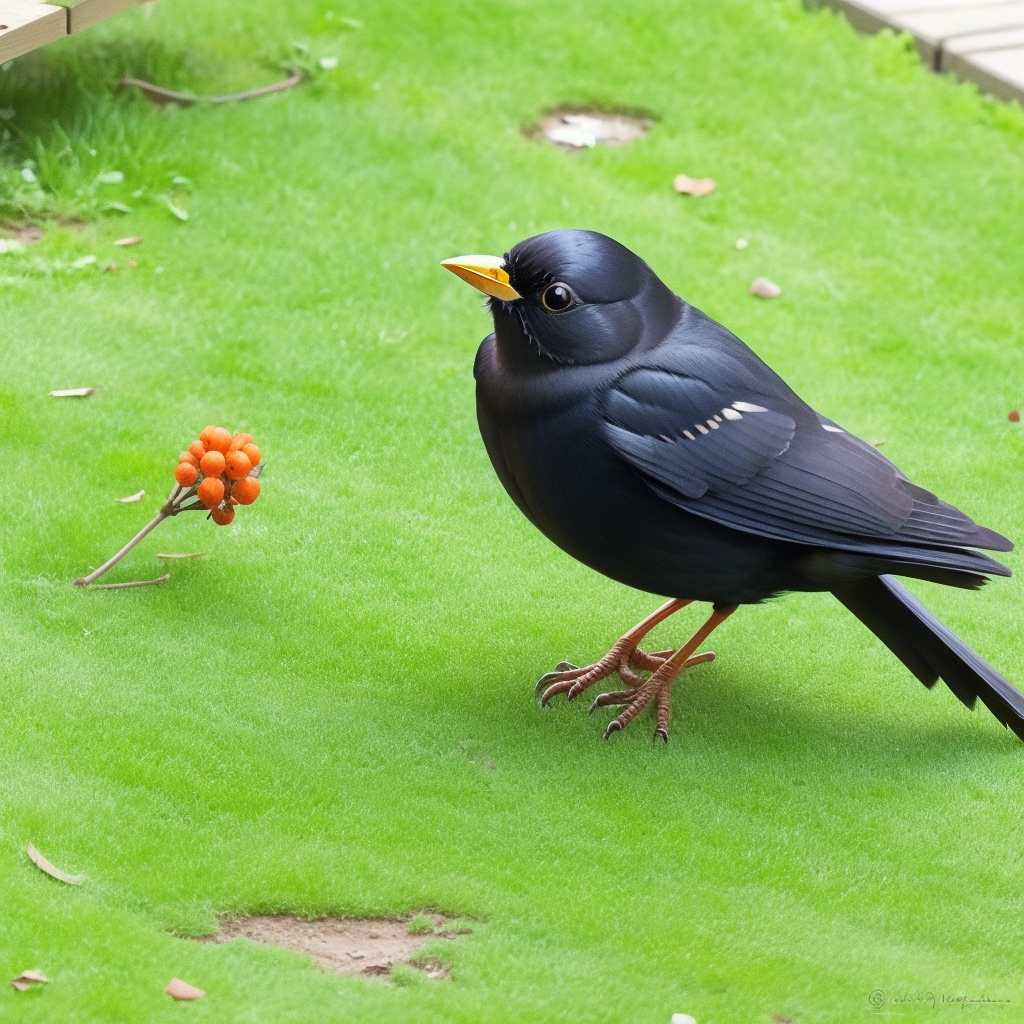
1009;410;1020;423
735;238;748;250
27;844;85;885
11;970;49;991
166;978;205;1001
157;552;207;560
113;236;143;247
673;174;716;197
49;388;96;398
116;490;145;504
102;263;118;273
750;277;781;299
128;260;138;269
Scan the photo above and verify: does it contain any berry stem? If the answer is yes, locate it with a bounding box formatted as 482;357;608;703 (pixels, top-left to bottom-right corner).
73;486;188;587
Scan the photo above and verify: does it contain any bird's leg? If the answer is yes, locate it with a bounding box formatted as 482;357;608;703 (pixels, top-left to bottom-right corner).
536;599;692;706
604;605;737;742
588;652;716;713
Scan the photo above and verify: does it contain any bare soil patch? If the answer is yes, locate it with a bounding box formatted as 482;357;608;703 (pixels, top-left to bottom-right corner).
195;914;469;979
534;108;651;149
2;223;43;243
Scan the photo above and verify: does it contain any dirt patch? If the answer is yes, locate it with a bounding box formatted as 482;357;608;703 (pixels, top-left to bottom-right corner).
2;223;43;243
534;108;651;149
195;914;470;979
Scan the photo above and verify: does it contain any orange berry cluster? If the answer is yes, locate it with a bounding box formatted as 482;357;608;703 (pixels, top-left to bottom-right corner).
174;425;262;526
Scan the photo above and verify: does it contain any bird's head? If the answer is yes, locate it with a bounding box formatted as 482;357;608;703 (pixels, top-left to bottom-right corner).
442;229;681;368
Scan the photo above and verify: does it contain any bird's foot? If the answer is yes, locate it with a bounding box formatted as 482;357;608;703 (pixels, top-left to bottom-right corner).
597;604;736;741
535;644;675;706
596;651;715;741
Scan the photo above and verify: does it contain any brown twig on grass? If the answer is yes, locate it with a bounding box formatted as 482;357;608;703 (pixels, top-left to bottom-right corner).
91;574;171;590
73;485;204;588
118;71;304;108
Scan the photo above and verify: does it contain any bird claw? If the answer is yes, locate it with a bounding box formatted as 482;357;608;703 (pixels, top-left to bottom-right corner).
598;651;716;741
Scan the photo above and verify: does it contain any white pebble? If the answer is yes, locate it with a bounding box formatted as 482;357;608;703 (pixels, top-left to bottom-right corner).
750;276;781;299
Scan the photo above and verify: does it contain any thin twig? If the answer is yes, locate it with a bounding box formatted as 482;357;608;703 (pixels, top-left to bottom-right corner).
90;574;171;590
118;72;304;108
74;486;186;587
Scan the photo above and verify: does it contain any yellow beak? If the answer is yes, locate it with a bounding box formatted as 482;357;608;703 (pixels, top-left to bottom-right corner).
441;254;521;301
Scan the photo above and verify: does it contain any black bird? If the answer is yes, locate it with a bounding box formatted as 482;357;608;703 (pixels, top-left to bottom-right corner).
442;230;1024;742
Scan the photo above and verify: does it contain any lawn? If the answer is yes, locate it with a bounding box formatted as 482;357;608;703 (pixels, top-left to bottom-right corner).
2;1;1024;1021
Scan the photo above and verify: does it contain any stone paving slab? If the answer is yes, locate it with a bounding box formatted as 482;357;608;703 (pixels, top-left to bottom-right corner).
817;0;1024;101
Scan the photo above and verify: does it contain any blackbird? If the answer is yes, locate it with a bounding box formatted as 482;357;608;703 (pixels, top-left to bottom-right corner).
442;230;1024;742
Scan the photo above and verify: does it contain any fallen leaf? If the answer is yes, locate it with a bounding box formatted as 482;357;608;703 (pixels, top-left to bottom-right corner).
113;236;143;247
735;238;748;249
1009;410;1020;423
750;277;781;299
117;490;145;504
673;174;716;196
166;978;205;1001
486;761;496;771
872;439;886;447
10;970;49;991
27;844;85;885
50;388;97;398
128;260;138;269
72;255;97;269
162;196;189;222
103;263;118;273
156;552;207;560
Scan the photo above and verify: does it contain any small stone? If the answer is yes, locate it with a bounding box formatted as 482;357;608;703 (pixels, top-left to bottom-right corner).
1009;410;1020;423
673;174;716;197
750;277;781;299
165;978;205;1001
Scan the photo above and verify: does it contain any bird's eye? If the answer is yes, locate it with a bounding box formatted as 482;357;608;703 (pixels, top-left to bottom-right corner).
541;283;576;313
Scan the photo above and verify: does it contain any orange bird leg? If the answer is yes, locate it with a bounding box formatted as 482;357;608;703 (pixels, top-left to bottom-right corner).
604;606;737;742
536;598;692;706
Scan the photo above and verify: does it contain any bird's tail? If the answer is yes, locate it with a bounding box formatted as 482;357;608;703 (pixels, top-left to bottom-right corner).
832;574;1024;741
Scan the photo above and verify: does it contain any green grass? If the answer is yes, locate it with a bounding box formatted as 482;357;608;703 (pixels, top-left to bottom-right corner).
2;1;1024;1021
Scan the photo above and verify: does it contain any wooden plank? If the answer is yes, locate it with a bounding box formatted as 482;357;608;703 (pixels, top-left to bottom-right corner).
947;42;1024;99
890;3;1024;65
818;0;1024;98
0;0;66;63
66;0;144;34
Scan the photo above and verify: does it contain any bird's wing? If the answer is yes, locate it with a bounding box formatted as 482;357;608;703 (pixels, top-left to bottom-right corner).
602;360;1012;554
